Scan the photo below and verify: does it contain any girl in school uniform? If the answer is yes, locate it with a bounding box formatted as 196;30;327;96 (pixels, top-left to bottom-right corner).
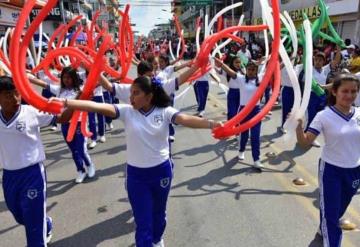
50;75;222;247
0;76;73;246
296;73;360;247
216;59;265;169
215;56;242;120
29;67;95;183
88;84;106;149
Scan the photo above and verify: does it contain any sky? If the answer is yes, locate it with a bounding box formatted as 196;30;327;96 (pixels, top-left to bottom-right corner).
119;0;173;36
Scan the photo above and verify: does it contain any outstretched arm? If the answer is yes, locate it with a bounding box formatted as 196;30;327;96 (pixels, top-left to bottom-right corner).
176;63;199;86
99;73;114;93
214;57;237;79
55;98;118;118
174;113;222;129
28;74;47;88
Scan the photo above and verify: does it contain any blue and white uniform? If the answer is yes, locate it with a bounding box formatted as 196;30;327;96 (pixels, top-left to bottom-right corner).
193;72;209;113
48;84;94;173
219;70;241;120
307;106;360;247
281;64;303;127
88;86;105;141
236;73;264;162
156;65;175;82
0;105;55;247
113;104;179;246
305;64;331;130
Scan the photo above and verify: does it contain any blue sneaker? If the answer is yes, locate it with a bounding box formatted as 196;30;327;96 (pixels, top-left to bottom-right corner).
46;216;53;244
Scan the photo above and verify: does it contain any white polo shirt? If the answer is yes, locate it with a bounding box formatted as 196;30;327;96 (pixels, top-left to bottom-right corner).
112;78;179;103
313;64;331;85
236;73;264;106
113;104;179;167
0;105;55;170
48;84;80;99
308;106;360;168
157;66;175;81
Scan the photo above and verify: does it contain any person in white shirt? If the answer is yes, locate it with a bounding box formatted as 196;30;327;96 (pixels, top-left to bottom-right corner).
51;75;222;247
216;60;265;169
0;76;73;246
236;44;252;65
296;73;360;247
298;50;341;146
88;84;106;149
29;67;96;183
215;56;243;121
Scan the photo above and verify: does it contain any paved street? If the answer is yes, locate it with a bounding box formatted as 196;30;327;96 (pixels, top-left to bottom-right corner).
1;70;360;247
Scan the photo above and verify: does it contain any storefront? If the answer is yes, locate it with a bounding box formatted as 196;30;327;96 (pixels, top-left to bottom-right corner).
0;3;21;36
251;0;360;45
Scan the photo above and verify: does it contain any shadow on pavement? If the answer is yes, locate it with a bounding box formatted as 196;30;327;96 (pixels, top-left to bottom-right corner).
51;209;134;247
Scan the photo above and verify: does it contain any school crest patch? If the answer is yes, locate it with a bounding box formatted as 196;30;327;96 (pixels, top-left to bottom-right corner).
160;177;170;188
352;179;360;189
154;115;164;125
15;121;26;132
27;189;38;200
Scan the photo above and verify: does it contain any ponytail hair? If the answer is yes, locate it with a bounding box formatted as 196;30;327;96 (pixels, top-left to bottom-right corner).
327;73;360;106
226;56;241;82
133;76;171;108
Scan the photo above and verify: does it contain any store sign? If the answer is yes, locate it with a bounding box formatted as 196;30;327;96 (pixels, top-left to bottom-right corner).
0;4;20;26
289;5;321;22
30;5;62;21
182;0;213;6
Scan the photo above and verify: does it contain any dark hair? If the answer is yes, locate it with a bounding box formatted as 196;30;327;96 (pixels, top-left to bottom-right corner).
226;56;241;82
146;54;156;64
60;66;81;90
137;61;154;76
327;73;360;106
245;61;260;86
314;52;326;61
0;76;15;92
133;76;171;107
159;54;170;67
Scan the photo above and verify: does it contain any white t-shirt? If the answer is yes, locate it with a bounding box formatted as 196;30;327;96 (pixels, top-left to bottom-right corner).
114;104;179;167
196;72;210;82
48;84;80;99
219;70;242;89
281;64;303;87
157;66;175;81
235;73;264;106
0;105;55;170
313;64;331;86
38;70;59;84
308;106;360;168
93;85;103;97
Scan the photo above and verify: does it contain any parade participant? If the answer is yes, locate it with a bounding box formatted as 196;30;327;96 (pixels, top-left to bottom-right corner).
193;72;210;117
157;54;192;81
88;83;106;149
0;76;73;246
295;73;360;247
29;66;96;183
216;59;264;169
50;75;222;247
215;56;242;120
299;49;341;147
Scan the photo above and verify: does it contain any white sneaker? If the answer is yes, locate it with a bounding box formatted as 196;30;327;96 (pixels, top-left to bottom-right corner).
312;140;321;147
87;164;96;178
88;140;97;149
75;171;87;183
169;136;175;142
99;136;106;143
238;151;245;160
153;239;165;247
46;216;53;244
280;127;287;134
107;123;114;130
198;111;205;118
267;111;273;116
253;160;264;169
50;126;57;131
